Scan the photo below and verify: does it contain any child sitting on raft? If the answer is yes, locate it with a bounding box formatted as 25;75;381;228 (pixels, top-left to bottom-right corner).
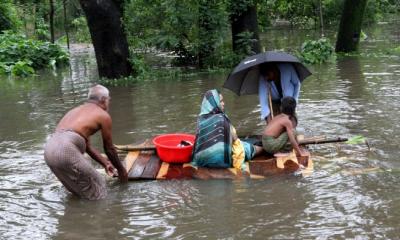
192;89;263;170
262;96;306;157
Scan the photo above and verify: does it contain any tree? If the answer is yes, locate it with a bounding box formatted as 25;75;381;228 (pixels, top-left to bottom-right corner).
198;0;227;68
79;0;132;78
49;0;55;42
229;0;261;55
335;0;368;53
0;0;21;32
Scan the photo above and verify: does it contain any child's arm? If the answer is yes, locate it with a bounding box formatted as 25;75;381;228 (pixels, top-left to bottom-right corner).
283;119;304;156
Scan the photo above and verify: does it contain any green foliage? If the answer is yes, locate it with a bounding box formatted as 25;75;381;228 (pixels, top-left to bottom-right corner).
124;0;197;63
228;0;258;16
234;31;256;57
257;0;398;29
128;53;149;76
298;38;334;64
124;0;232;68
0;31;69;76
393;46;400;54
363;0;399;24
11;60;35;76
0;0;21;31
35;17;50;41
345;135;366;144
70;17;91;43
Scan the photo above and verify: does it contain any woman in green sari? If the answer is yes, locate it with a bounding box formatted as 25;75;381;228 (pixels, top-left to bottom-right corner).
191;89;262;170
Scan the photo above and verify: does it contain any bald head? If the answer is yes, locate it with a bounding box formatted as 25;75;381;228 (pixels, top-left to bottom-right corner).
88;85;109;102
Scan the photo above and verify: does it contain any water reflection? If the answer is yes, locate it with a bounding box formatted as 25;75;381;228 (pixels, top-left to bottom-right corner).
1;23;400;239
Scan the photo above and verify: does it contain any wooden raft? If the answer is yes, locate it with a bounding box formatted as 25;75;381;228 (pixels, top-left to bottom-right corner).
120;140;313;180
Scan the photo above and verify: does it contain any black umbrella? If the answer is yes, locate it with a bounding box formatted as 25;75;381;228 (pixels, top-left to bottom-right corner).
223;51;312;95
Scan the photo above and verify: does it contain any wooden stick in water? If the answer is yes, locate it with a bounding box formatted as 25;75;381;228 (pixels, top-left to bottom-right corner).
114;144;156;151
298;137;348;145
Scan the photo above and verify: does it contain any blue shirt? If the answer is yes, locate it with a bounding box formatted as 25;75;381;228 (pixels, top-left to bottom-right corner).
259;63;301;119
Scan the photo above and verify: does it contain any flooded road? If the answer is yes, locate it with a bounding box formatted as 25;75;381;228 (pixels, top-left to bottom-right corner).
1;22;400;239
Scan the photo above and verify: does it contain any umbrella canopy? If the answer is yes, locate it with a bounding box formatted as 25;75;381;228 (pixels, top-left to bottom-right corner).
223;51;312;95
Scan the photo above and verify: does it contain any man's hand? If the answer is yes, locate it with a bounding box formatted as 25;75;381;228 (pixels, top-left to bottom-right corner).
104;161;115;177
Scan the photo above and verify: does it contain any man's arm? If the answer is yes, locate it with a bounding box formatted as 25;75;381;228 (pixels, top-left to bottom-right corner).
100;114;128;182
86;141;115;176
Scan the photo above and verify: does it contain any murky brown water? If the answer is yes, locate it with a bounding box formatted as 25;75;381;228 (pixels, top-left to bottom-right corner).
1;22;400;239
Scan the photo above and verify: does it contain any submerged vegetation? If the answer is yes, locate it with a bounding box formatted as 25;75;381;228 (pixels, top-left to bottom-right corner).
0;31;69;76
298;38;334;64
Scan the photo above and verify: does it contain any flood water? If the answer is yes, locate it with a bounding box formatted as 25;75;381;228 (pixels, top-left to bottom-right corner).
1;22;400;239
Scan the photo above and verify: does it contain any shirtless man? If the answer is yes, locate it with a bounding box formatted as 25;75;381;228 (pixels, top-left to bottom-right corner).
44;85;128;200
262;96;306;156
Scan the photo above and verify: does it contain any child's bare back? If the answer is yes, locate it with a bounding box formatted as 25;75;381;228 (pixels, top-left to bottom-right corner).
263;114;293;138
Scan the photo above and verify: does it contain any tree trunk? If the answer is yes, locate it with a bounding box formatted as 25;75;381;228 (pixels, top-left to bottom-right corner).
230;1;261;55
79;0;132;78
318;0;324;37
63;0;70;49
335;0;368;52
49;0;55;43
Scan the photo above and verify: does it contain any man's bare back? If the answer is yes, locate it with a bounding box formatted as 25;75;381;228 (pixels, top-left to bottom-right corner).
56;102;109;140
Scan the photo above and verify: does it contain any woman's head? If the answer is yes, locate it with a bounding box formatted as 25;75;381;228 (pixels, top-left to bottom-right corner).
281;96;296;116
200;89;224;115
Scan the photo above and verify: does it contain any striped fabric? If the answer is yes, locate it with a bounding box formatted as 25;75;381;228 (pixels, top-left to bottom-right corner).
192;90;232;168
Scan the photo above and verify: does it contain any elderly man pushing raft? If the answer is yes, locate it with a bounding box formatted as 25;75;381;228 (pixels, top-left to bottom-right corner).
44;85;128;200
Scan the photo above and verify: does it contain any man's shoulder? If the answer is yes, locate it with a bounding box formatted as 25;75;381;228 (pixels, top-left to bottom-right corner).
79;103;111;121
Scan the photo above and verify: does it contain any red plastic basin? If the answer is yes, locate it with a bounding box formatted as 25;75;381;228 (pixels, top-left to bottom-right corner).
152;133;196;163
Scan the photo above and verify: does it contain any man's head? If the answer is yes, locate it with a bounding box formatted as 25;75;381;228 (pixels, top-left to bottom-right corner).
88;84;110;111
260;63;280;81
281;96;296;116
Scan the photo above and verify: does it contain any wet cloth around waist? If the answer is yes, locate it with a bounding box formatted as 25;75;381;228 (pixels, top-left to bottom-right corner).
44;129;106;200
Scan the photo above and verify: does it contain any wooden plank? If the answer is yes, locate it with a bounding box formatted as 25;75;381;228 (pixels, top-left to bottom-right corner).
128;153;151;179
164;164;191;179
125;151;140;173
156;162;169;180
274;151;298;169
140;154;162;179
249;159;281;177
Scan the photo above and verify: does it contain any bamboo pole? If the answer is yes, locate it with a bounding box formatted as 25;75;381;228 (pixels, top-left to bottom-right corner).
299;137;348;145
268;81;274;119
115;137;349;152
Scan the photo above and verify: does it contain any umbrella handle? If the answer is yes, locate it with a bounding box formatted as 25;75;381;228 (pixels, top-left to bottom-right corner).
268;82;274;119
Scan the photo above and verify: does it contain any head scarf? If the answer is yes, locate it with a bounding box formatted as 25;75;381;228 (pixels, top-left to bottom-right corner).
199;89;223;116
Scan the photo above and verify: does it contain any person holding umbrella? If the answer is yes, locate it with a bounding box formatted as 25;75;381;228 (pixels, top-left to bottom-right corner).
258;62;301;123
223;51;311;124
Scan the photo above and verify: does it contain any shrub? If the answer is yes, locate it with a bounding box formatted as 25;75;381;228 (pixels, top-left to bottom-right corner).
298;38;334;64
0;31;69;76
